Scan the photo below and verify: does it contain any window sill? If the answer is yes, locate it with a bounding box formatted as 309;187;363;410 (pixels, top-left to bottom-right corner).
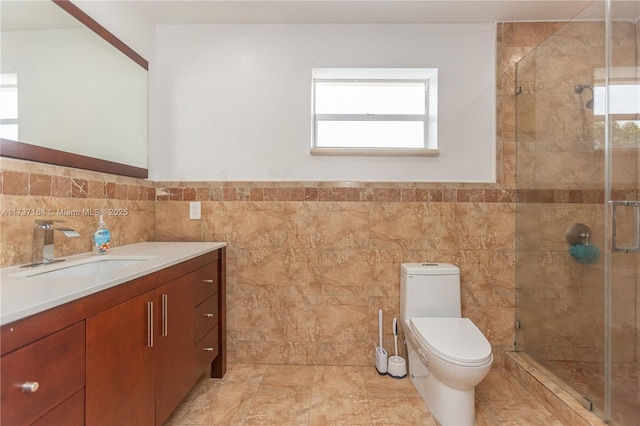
310;148;439;157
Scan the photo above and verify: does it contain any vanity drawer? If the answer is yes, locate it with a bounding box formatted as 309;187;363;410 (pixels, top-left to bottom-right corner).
194;325;219;376
1;322;85;425
193;261;218;306
194;293;219;344
33;389;84;426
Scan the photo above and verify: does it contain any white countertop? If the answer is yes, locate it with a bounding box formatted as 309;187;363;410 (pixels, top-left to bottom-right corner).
0;242;226;326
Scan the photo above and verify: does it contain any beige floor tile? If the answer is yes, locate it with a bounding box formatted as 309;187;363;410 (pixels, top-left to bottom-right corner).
368;396;434;425
166;364;268;426
223;364;270;388
166;381;249;425
363;368;418;398
312;365;368;397
244;393;312;425
258;364;316;394
308;392;372;426
166;363;567;426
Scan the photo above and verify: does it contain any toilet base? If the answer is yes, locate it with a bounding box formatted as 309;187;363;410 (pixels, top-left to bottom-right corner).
422;367;475;425
407;339;477;426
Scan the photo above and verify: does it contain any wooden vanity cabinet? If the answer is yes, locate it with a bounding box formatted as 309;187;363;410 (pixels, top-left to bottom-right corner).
0;247;226;426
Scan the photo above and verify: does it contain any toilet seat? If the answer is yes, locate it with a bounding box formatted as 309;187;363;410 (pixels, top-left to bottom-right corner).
409;317;492;367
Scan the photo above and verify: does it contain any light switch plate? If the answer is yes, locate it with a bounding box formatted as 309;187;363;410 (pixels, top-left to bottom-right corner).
189;201;201;220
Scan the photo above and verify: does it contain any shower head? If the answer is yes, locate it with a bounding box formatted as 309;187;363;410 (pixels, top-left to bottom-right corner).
574;84;594;109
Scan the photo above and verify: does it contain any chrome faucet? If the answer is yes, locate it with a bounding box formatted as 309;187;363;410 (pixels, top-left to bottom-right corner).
26;220;80;267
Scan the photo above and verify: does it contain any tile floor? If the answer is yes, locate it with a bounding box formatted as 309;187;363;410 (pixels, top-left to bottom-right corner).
165;363;564;425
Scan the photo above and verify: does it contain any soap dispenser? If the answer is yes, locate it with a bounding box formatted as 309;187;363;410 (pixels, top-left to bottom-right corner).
93;214;111;255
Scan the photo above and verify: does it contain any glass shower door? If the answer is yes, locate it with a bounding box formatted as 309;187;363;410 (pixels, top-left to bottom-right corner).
514;4;609;418
606;2;640;423
515;1;640;424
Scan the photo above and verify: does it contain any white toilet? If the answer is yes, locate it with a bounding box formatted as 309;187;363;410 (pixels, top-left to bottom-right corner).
400;263;493;426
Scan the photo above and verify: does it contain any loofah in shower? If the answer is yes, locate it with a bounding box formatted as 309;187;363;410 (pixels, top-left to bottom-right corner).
569;244;600;265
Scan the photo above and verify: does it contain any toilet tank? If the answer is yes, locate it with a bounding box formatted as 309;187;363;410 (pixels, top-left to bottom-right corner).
400;263;461;325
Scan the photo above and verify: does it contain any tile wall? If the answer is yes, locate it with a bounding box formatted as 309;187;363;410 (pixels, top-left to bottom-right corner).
154;182;516;365
0;158;156;266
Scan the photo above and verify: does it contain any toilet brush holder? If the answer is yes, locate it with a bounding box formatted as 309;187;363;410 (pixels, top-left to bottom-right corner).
387;355;407;379
375;309;387;374
375;347;388;374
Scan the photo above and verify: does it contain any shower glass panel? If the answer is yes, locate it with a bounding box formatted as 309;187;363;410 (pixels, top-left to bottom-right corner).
515;0;639;423
608;2;639;424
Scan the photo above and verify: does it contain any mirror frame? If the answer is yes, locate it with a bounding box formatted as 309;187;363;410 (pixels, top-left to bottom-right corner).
0;0;149;179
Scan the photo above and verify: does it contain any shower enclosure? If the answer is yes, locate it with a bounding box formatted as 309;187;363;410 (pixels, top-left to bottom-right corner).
515;1;640;424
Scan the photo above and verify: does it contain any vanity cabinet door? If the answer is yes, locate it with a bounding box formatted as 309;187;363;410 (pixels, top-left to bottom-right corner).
155;275;195;426
85;290;156;426
0;322;85;425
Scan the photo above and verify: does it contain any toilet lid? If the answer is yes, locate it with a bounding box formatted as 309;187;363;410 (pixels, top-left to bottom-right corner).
410;317;492;366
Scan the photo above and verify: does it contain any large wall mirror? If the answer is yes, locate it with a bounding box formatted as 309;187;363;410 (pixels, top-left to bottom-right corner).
0;0;149;178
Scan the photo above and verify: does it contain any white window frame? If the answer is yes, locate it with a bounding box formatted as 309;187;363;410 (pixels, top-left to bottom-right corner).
311;68;438;156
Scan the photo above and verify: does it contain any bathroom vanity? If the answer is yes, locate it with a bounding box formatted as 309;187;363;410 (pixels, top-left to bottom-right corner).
0;242;226;426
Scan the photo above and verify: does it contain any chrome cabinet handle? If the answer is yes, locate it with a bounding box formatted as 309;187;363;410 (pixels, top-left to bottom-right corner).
147;302;154;348
203;347;214;352
203;279;214;283
20;382;39;393
203;313;214;318
162;294;168;337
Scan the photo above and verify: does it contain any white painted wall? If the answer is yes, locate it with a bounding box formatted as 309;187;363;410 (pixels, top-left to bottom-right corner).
153;23;496;182
74;1;155;62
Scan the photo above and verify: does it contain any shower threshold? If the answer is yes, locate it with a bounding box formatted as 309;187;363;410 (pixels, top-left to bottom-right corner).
505;352;604;426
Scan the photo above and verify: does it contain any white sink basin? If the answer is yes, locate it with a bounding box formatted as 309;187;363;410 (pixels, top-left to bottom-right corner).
12;256;153;278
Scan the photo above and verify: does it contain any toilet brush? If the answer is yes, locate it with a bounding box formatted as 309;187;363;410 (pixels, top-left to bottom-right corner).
387;317;407;379
375;309;388;374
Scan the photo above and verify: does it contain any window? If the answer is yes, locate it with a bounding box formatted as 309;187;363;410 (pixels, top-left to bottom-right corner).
311;68;438;156
0;73;18;140
592;83;640;149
